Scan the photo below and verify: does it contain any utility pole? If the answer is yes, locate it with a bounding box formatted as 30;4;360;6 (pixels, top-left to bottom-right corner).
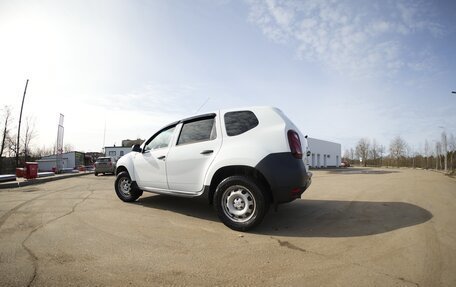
15;79;29;168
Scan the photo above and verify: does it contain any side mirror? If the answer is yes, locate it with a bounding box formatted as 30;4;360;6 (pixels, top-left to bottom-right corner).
306;151;311;157
132;144;142;153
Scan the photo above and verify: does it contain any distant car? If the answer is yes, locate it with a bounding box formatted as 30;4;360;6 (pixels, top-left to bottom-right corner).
94;157;116;176
341;161;350;167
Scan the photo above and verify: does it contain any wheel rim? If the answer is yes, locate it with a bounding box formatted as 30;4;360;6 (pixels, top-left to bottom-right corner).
222;185;256;223
118;177;131;196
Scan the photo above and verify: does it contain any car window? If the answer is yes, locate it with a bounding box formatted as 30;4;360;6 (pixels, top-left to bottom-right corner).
97;158;111;163
145;127;176;151
177;118;216;145
224;111;259;136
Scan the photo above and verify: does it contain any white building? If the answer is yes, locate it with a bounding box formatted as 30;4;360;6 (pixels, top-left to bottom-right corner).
37;151;85;172
104;146;131;160
307;138;341;168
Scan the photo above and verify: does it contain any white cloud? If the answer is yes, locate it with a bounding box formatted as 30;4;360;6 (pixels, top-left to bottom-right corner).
246;0;443;78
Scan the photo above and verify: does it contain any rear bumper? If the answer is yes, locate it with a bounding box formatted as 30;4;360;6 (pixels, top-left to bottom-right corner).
95;166;116;173
255;153;312;205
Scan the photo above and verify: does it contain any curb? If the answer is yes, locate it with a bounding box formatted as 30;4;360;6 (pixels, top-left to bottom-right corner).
0;172;94;190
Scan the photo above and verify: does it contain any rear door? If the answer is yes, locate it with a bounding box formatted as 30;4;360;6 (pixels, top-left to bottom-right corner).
166;114;222;193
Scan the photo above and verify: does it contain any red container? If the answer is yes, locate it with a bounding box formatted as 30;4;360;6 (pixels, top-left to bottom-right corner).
25;162;38;179
16;168;25;178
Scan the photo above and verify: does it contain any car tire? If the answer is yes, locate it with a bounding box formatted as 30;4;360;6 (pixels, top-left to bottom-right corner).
115;171;143;202
94;172;98;176
214;175;269;232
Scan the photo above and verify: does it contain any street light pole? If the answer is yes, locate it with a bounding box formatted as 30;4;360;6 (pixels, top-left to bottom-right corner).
15;79;29;168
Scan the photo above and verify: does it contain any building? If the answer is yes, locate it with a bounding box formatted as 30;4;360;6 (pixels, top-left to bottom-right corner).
104;146;132;160
307;138;341;168
37;151;85;172
104;139;145;160
122;138;145;147
85;152;104;164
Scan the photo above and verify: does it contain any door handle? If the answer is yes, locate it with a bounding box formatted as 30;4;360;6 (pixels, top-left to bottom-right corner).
200;150;214;155
157;155;166;160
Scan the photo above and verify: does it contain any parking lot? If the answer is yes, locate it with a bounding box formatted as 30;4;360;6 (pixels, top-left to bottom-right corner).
1;168;455;286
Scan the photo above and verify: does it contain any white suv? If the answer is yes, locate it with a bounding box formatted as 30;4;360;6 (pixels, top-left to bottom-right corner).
115;106;312;231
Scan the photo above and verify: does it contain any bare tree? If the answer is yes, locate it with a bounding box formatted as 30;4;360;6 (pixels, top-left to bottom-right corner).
424;139;431;169
378;144;385;166
448;134;455;171
22;117;36;163
435;141;442;170
355;138;370;167
6;134;18;159
63;143;74;153
33;145;55;158
441;131;448;172
370;139;382;166
349;148;355;161
343;149;350;161
0;106;13;173
389;136;408;167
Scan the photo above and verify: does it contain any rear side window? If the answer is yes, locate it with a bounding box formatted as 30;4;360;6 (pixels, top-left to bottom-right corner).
224;111;259;136
177;118;216;145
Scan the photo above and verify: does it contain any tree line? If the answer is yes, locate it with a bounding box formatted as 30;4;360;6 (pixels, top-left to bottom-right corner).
2;104;455;174
0;105;74;174
343;133;456;173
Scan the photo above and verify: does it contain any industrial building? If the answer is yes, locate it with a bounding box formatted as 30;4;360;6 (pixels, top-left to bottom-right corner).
307;138;341;168
37;151;86;172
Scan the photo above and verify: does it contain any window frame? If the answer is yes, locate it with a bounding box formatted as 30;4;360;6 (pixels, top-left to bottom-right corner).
176;114;217;146
143;123;178;152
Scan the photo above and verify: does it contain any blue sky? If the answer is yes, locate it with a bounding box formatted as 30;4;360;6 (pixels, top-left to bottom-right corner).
0;0;455;153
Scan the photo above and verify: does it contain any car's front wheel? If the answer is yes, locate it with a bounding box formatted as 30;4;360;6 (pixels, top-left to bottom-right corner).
214;176;269;231
115;171;143;202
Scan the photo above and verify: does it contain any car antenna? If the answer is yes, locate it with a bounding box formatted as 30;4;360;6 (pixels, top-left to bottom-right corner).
195;97;210;113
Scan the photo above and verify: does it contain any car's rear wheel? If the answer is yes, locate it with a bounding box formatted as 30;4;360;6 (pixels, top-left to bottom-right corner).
214;176;269;231
115;171;143;202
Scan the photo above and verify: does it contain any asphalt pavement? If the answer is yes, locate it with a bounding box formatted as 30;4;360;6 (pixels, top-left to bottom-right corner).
0;168;455;286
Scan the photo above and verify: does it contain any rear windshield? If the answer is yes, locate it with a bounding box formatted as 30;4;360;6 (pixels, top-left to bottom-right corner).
97;158;111;163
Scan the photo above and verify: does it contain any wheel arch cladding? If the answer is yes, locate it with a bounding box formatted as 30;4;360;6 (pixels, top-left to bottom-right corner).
116;165;128;176
208;165;272;204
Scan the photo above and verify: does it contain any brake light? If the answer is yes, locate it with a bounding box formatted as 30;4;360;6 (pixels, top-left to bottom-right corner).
287;130;303;159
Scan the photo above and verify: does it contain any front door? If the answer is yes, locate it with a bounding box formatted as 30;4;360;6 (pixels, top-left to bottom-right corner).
133;126;176;189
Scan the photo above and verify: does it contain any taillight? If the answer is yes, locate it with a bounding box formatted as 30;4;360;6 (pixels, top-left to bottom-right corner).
287;130;303;159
